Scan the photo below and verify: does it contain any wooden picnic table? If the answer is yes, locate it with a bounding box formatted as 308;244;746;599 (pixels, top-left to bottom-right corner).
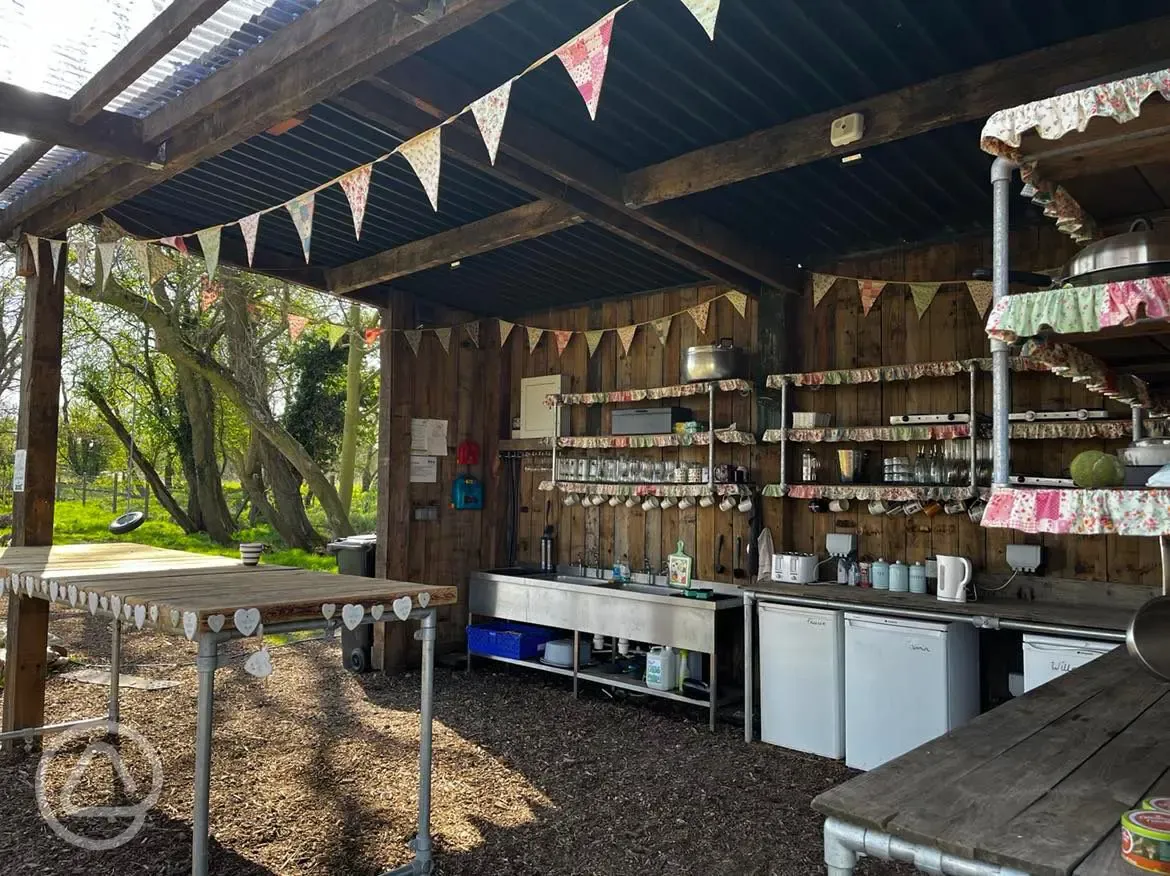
812;647;1169;876
0;543;456;876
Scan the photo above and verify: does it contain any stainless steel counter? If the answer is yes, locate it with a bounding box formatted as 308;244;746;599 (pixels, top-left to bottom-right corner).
467;569;742;730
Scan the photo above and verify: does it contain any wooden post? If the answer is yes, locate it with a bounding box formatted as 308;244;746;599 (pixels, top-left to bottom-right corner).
3;238;66;742
373;290;414;671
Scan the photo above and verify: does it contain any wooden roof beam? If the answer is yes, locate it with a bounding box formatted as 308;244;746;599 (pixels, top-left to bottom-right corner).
0;83;161;164
378;58;800;292
0;140;51;195
0;0;518;239
326;200;583;295
623;15;1170;207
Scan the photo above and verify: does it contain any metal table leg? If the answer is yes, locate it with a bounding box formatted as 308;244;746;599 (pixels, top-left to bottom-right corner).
572;629;580;699
744;591;754;742
708;651;717;732
108;619;122;733
192;633;219;876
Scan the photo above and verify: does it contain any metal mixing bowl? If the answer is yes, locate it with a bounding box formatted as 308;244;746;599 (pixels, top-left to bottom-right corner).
1127;595;1170;681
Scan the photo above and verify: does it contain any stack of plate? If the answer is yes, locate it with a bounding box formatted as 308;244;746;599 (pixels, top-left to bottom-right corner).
883;457;912;484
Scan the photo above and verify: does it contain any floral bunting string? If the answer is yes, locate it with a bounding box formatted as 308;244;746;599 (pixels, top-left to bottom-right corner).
498;319;515;346
859;279;886;316
470;80;514;165
968;280;994;318
404;330;423;356
688;300;710;333
26;235;41;277
286;193;315;262
197;226;222;280
75;231;92;279
150;248;177;285
556;10;617;120
200;278;221;310
159;235;187;254
129;240;151;282
339;165;372;240
585;329;604;357
401;128;442;211
48;239;65;278
617;324;637;355
434;326;452;354
553;329;573;356
238;213;260;266
364;326;384;346
465;321;481;348
97;242;116;290
908;282;940;319
679;0;721;39
811;273;837;307
726;289;747;318
288;314;308;341
326;324;347;348
651;315;672;346
527;326;544;353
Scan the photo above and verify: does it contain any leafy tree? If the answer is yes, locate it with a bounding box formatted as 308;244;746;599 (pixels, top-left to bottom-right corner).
283;337;347;468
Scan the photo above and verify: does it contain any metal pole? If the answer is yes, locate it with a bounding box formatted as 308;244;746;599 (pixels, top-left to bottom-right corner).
1162;535;1169;597
779;380;790;493
743;591;755;742
414;609;437;875
551;403;560;486
108;620;122;732
707;385;716;491
968;364;978;496
1133;404;1144;441
572;628;580;699
708;650;717;732
990;157;1017;487
192;633;218;876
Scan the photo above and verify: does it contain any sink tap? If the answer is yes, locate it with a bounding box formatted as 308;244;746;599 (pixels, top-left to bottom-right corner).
586;550;599;578
575;553;585;577
659;560;670;584
643;555;653;582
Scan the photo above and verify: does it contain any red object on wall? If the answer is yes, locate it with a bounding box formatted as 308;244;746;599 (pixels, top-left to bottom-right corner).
456;440;481;466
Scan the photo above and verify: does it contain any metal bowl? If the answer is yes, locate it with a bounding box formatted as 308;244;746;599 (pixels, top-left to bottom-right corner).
1127;596;1170;681
1061;219;1170;286
1123;438;1170;468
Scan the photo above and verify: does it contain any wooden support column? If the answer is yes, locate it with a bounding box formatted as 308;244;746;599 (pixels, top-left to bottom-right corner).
373;290;414;671
3;239;66;742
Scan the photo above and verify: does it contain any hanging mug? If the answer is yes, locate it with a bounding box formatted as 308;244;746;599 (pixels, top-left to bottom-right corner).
719;496;738;512
678;497;695;511
903;500;925;515
829;499;850;513
642;496;661;511
944;498;968;515
660;496;677;509
968;500;986;524
563;493;579;507
737;497;754;514
624;496;638;508
868;500;889;516
698;494;716;508
608;496;622;507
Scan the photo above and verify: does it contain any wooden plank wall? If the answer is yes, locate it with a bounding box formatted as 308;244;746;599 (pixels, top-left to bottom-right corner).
790;225;1160;586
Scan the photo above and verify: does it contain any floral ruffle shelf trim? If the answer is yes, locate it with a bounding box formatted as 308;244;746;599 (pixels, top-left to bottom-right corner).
763;422;1137;443
980;68;1170;242
982;487;1170;536
538;481;753;498
985;275;1170;343
766;357;1043;388
547;378;752;407
1020;339;1165;415
558;430;755;449
763;484;986;502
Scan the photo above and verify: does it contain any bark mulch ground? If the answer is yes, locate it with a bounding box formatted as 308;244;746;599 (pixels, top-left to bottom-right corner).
0;607;910;875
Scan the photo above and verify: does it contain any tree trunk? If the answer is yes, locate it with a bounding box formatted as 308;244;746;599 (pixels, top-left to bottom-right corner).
83;384;197;533
337;307;363;514
258;437;323;550
175;366;235;543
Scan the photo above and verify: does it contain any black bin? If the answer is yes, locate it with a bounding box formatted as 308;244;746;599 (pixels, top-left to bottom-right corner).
327;534;378;672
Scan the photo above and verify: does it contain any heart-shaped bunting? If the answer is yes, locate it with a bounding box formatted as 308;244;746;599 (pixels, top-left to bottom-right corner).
392;596;413;622
207;614;226;633
341;604;365;631
233;608;261;637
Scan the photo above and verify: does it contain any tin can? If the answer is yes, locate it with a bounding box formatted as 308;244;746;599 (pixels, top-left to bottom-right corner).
858;562;871;587
1145;799;1170;814
1122;809;1170;873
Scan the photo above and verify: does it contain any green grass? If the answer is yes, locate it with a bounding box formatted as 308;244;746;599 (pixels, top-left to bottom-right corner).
45;500;338;572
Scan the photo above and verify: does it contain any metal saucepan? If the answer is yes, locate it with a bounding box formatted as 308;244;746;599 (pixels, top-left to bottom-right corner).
1126;536;1170;681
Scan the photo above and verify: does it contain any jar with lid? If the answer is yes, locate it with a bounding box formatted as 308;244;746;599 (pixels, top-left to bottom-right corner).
801;448;820;483
889;560;909;593
871;558;890;590
909;562;927;594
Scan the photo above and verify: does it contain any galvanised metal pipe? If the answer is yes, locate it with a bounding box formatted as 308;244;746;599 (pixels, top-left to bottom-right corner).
192;633;219;876
779;379;789;493
108;620;122;732
824;816;1031;876
968;363;978;495
991;157;1017;487
1133;404;1144;441
743;591;755;743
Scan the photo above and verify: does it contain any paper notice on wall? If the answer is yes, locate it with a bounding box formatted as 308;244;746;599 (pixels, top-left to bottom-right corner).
410;455;439;484
410;418;448;456
12;449;25;492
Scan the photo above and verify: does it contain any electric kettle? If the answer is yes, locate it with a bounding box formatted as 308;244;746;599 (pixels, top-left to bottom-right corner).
936;555;973;602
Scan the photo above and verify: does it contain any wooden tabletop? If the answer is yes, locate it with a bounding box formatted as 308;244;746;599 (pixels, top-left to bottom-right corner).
813;649;1170;876
0;543;457;637
747;580;1135;634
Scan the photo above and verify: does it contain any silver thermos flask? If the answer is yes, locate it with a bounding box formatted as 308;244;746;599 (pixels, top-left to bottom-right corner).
540;526;556;572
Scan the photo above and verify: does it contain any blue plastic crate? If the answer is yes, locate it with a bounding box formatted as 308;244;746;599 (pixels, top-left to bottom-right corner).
467;621;558;660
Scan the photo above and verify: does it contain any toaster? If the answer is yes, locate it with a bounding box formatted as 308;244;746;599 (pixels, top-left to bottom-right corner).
771;552;821;584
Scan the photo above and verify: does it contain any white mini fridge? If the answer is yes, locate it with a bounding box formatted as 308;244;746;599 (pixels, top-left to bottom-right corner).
844;613;979;771
758;603;844;759
1022;634;1117;692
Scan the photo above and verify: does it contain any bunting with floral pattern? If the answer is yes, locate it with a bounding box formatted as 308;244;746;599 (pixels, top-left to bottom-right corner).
401;127;442;211
617;324;637;355
858;279;885;316
498;319;515;346
679;0;721;39
470;80;514;165
585;329;604;357
339;164;373;240
434;326;452;354
196;226;222;280
553;329;573;356
556;10;617;120
465;321;480;348
909;282;940;319
288;314;308;341
651;315;672;346
48;239;64;278
811;273;836;307
404;330;422;356
238;213;260;266
688;300;710;333
97;242;116;290
527;326;543;353
286;193;315;262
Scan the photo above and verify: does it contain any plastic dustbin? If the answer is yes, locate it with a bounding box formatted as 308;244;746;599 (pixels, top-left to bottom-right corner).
327;534;378;672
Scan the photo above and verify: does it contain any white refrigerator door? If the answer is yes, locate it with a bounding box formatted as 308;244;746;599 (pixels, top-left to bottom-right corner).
758;604;844;759
1022;635;1118;692
844;613;949;771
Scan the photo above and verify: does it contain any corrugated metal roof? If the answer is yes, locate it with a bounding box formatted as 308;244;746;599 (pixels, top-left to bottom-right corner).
0;0;321;207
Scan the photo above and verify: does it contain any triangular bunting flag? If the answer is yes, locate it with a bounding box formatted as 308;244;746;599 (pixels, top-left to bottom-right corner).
325;324;347;348
811;273;837;307
553;329;573;357
617;324;637;355
159;235;187;254
400;127;442;212
97;219;125;243
129;240;151;283
75;232;91;279
498;319;514;346
286;194;315;262
526;326;543;354
556;10;617;120
470;80;514;165
858;279;886;316
150;248;177;285
404;330;422;356
364;326;383;346
200;278;221;310
465;321;481;349
679;0;721;39
688;301;710;334
726;289;748;318
339;164;373;240
97;242;116;290
48;239;65;278
196;226;222;280
585;329;604;357
238;213;260;267
651;315;672;346
968;280;994;318
25;235;40;277
908;282;941;319
288;314;308;342
434;326;452;354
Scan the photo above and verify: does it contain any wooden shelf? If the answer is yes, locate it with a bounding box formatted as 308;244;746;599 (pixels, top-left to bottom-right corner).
762;421;1137;443
765;357;1040;388
498;437;553;453
539;481;753;498
558;430;755;449
763;484;987;502
549;378;752;407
